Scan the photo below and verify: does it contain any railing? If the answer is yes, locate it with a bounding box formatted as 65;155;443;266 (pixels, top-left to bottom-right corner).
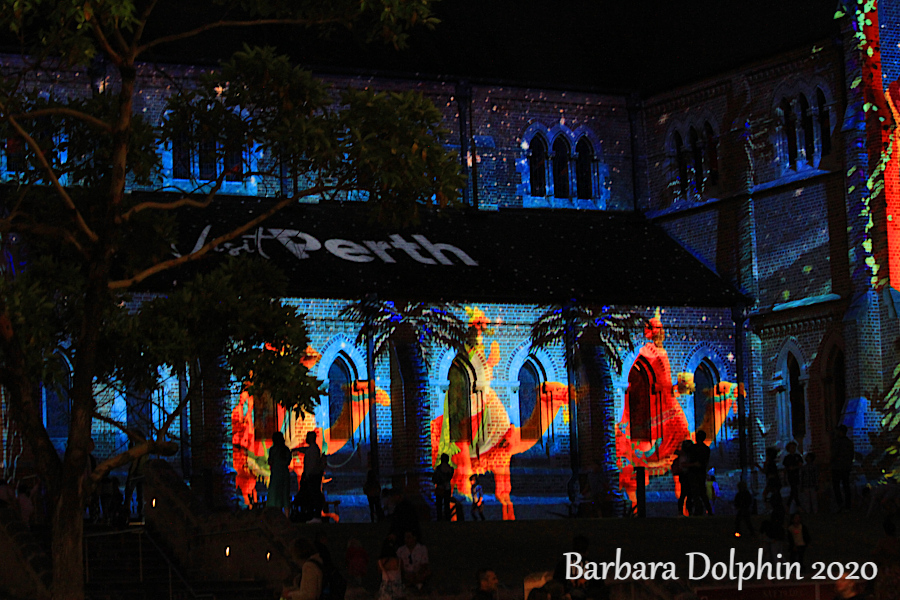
84;527;215;600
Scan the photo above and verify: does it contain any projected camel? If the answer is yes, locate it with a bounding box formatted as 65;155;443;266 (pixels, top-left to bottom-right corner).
231;345;389;507
615;315;739;506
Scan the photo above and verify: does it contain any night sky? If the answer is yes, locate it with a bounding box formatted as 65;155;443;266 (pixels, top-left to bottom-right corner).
136;0;839;94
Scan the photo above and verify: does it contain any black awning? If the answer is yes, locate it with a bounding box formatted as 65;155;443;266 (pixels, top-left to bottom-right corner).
161;198;744;307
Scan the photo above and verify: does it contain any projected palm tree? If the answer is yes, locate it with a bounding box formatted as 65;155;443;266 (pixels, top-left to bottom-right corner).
531;303;644;508
341;297;467;492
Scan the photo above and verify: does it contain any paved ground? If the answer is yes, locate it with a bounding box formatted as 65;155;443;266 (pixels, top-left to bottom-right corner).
302;507;887;598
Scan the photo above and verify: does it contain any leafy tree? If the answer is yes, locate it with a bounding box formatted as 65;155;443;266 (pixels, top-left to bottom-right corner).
340;297;466;491
531;303;644;504
0;1;460;597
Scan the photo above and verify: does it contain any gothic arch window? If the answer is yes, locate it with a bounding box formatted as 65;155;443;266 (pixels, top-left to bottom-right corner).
817;88;832;157
448;356;474;442
327;353;356;441
775;85;834;173
627;357;654;442
673;131;688;198
552;136;571;199
575;137;594;200
787;352;805;441
528;134;548;197
693;361;720;443
799;94;814;163
689;127;704;193
518;357;546;441
704;122;719;186
780;97;798;169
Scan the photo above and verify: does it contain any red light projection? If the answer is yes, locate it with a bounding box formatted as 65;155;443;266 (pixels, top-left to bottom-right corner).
430;306;568;520
616;313;739;505
231;344;390;508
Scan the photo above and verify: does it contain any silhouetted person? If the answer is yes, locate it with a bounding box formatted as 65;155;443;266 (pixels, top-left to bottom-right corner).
432;453;454;521
364;469;383;523
733;480;755;536
268;431;293;517
831;425;854;511
690;431;712;515
783;441;802;513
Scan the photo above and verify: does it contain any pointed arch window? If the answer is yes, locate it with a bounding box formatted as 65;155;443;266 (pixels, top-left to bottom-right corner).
787;353;805;440
327;353;355;441
780;98;798;169
628;358;653;442
575;138;594;200
528;135;548;197
799;94;814;163
690;127;703;193
693;361;720;443
704;122;719;186
448;356;473;442
674;131;688;198
552;137;570;199
518;357;546;441
817;88;831;157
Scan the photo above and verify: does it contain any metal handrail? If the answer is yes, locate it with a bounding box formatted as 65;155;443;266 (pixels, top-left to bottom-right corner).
84;527;215;600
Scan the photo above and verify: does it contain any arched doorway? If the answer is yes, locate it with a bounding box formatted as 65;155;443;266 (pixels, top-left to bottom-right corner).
788;353;806;441
326;352;356;442
448;356;474;443
693;360;720;443
627;357;654;443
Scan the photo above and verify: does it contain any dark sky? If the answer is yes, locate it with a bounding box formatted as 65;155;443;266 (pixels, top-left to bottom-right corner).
0;1;837;95
140;0;839;94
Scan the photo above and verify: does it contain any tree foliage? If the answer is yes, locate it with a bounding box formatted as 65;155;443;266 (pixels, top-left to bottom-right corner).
0;0;458;597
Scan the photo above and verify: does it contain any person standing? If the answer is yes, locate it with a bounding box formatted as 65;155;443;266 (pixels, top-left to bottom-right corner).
783;442;803;513
690;431;713;515
733;480;755;536
267;431;293;517
787;513;811;571
364;469;384;523
432;453;454;521
470;474;486;521
831;425;855;511
799;452;819;514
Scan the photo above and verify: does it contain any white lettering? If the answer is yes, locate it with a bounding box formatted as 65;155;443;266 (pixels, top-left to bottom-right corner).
363;240;397;263
270;229;321;259
412;235;478;266
687;552;710;580
661;563;677;580
389;234;435;264
564;553;583;580
614;548;630;580
325;239;374;262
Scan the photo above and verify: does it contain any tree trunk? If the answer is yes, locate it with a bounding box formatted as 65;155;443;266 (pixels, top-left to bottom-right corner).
191;354;232;511
579;342;621;508
390;338;430;496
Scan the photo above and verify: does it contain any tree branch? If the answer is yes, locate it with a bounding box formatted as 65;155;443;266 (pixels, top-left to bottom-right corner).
90;438;178;484
132;0;160;46
89;19;123;67
13;108;113;133
108;186;323;290
7;116;100;244
137;16;345;55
